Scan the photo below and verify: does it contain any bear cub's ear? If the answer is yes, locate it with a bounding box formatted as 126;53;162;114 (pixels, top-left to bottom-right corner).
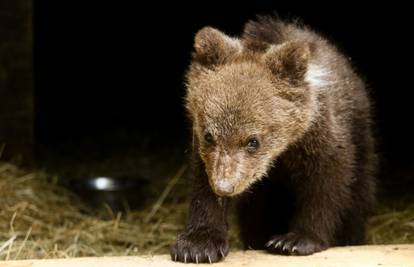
263;41;312;86
193;27;242;66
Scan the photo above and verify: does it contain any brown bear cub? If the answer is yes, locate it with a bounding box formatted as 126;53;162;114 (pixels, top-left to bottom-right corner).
171;16;377;263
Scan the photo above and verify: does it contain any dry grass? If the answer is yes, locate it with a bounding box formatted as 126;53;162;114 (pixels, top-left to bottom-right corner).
0;161;188;260
367;197;414;244
0;161;413;260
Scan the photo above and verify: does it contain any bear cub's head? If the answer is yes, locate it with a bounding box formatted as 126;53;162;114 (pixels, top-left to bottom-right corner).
185;26;327;197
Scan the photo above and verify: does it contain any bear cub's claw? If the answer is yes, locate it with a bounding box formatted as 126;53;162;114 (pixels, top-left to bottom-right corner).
170;228;229;263
265;232;327;255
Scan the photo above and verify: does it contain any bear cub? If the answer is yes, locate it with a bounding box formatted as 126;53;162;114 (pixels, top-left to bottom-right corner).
170;16;377;263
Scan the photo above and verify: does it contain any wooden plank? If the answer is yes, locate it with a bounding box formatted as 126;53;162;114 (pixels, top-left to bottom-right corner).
0;0;34;165
0;244;413;267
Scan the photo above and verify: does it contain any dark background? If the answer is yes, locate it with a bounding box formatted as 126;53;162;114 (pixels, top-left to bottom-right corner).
33;2;413;184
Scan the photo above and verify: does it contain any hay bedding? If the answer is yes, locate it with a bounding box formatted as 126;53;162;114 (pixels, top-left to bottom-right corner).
0;161;188;260
0;161;413;260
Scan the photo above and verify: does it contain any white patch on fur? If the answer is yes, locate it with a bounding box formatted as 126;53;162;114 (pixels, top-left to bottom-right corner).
305;63;335;89
223;35;243;53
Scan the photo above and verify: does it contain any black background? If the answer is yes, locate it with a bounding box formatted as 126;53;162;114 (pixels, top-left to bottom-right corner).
33;2;413;180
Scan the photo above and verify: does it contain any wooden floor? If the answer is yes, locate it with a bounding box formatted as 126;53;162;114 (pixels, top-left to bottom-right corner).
0;244;413;267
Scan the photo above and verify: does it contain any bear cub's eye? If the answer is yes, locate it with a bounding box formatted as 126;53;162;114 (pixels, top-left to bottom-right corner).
246;137;260;153
204;132;214;144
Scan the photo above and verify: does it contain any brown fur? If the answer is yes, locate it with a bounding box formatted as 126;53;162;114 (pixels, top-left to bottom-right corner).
171;16;377;263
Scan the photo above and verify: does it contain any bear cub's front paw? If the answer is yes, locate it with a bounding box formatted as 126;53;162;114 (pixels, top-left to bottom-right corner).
170;227;229;263
265;232;328;255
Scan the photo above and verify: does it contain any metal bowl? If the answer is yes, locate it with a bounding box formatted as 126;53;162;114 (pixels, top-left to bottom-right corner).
63;176;149;212
81;176;143;191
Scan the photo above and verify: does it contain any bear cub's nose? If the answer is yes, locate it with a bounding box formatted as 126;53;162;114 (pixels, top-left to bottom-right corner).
215;180;234;195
